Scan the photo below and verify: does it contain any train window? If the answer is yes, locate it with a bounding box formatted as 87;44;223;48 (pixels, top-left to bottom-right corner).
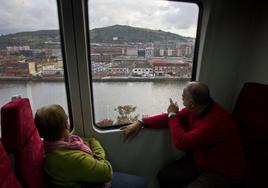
87;0;200;129
0;0;69;129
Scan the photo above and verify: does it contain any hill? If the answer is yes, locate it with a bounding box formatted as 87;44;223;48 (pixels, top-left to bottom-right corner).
90;25;192;43
0;30;60;49
0;25;193;49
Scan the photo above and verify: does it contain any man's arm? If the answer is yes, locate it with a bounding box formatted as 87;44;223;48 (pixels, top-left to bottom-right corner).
122;98;192;139
143;113;169;128
122;113;169;139
168;117;226;150
122;100;189;139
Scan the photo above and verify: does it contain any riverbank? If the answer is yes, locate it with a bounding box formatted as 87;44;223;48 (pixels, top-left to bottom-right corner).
0;76;191;82
0;77;64;82
93;77;190;82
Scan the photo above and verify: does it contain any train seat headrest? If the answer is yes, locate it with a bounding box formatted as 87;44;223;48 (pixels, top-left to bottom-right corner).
1;98;46;188
0;140;22;188
233;82;268;188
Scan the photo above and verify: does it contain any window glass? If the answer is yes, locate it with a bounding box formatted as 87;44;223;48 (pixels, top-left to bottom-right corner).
0;0;69;133
88;0;199;128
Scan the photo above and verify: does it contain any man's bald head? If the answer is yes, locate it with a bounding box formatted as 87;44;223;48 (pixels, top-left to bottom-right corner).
184;82;212;105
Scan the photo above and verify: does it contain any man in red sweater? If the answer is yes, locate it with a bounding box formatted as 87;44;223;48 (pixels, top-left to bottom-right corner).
122;82;244;188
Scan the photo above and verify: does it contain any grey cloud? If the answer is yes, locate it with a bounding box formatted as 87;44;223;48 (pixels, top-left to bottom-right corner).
0;0;199;37
0;0;59;35
161;3;199;29
89;0;199;37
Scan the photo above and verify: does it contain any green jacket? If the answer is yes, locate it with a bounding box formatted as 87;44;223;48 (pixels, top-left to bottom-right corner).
44;138;113;187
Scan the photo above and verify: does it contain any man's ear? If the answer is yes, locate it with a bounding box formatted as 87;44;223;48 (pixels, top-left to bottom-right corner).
190;101;197;109
189;100;195;107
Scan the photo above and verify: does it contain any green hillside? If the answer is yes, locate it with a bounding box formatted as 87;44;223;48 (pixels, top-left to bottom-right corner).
90;25;191;43
0;25;193;49
0;30;60;49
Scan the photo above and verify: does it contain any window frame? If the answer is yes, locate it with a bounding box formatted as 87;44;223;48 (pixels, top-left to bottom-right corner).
57;0;203;133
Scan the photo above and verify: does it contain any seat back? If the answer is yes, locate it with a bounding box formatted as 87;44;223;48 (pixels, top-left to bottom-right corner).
233;82;268;188
0;140;22;188
1;98;46;188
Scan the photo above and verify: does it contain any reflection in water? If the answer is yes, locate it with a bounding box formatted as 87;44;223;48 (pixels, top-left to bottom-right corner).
114;105;139;125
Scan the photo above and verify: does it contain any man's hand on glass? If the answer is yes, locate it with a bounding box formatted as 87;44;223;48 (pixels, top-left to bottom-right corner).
121;121;142;140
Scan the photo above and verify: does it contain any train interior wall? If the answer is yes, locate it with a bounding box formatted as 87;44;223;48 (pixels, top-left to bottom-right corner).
90;1;268;187
1;0;268;188
199;0;268;110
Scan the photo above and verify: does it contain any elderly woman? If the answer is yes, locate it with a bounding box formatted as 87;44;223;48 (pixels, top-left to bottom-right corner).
35;104;146;188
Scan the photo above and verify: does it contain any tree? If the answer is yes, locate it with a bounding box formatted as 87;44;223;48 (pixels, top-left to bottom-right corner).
96;104;139;127
114;105;139;125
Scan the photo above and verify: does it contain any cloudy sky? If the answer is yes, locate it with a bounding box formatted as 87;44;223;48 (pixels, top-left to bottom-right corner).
0;0;199;37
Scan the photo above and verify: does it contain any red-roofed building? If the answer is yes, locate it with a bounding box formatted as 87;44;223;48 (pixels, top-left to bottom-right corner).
148;58;191;77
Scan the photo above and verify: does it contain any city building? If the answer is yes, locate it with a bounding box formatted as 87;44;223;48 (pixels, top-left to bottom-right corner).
0;61;36;77
132;63;153;77
149;58;191;77
108;65;129;76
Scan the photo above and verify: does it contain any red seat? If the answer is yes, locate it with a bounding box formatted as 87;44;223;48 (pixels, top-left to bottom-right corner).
1;98;46;188
233;82;268;188
0;140;22;188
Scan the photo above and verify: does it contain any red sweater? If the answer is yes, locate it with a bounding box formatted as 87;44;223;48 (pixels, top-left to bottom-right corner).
143;102;245;179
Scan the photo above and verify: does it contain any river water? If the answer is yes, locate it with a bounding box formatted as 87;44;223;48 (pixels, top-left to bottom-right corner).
0;80;188;123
